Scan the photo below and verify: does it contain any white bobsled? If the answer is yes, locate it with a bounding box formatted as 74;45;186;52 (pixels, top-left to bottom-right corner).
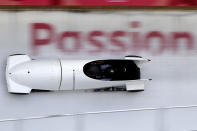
6;54;151;94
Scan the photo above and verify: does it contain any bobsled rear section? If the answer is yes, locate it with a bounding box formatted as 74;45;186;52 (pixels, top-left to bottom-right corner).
125;55;151;68
80;57;150;91
6;54;151;94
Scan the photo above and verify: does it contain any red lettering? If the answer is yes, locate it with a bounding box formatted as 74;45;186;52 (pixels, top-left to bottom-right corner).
144;31;166;54
30;22;196;56
31;23;54;55
58;32;81;53
110;31;126;53
130;21;140;28
171;32;194;52
88;31;105;53
130;32;141;51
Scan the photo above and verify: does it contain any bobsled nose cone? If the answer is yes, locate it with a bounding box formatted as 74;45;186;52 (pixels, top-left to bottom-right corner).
9;67;30;82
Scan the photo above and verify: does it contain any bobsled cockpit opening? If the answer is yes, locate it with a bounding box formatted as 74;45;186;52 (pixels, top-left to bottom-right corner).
83;60;140;81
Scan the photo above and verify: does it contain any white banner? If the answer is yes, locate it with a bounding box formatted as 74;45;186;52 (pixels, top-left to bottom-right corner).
0;11;197;59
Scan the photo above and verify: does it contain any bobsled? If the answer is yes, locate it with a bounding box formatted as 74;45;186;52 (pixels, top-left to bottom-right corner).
6;54;151;94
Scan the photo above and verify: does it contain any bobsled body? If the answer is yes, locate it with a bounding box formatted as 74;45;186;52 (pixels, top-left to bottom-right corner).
6;55;150;94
